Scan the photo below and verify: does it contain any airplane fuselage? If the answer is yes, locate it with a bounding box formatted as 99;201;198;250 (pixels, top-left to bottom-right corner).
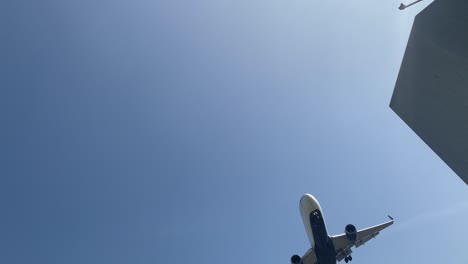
300;194;336;264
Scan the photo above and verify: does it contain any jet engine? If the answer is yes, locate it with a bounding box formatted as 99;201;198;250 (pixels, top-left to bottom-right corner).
345;224;357;242
290;255;301;264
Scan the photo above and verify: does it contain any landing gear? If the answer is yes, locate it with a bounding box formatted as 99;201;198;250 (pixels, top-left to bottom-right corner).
344;256;353;263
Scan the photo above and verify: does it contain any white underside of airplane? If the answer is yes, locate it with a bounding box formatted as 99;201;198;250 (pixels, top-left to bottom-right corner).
291;194;393;264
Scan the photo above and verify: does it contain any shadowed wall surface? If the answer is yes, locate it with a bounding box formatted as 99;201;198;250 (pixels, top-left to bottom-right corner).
391;0;468;184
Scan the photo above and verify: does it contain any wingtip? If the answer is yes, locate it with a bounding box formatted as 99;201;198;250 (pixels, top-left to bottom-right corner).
388;215;394;221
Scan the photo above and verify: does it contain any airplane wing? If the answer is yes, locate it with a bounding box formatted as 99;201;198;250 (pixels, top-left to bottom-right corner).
330;218;394;262
301;248;318;264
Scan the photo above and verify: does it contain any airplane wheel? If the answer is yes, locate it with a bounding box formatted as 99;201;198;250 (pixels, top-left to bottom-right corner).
349;256;352;261
345;257;349;263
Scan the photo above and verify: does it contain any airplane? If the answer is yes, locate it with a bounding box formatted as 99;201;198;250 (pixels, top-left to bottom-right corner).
291;194;394;264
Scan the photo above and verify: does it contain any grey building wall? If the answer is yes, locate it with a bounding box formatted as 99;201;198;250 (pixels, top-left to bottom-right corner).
390;0;468;184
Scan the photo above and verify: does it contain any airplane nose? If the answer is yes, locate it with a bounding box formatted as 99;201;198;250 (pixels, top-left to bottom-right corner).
299;193;325;247
300;193;321;210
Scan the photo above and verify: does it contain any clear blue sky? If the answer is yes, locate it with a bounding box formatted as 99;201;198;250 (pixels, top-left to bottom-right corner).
2;0;467;263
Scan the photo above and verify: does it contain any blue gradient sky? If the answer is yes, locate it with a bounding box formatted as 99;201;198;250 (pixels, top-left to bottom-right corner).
2;0;467;263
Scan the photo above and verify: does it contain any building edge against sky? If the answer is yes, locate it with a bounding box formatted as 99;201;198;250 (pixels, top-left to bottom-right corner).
390;0;468;185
